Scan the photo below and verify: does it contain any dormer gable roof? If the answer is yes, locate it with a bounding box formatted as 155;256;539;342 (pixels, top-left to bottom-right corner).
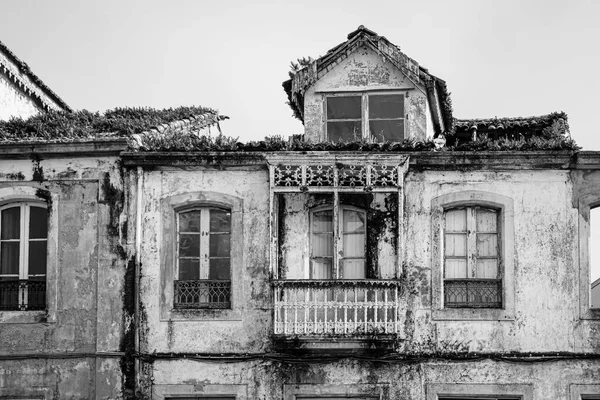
283;25;453;135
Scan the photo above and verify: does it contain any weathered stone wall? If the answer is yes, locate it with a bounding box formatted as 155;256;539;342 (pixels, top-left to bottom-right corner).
136;160;600;398
0;72;40;120
0;153;126;399
137;166;272;354
303;46;431;141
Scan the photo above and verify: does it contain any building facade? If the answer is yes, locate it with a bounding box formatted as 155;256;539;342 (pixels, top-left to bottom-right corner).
1;26;599;399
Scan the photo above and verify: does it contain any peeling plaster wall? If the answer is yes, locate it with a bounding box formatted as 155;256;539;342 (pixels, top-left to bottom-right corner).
404;170;594;353
0;72;40;120
137;167;272;356
148;358;600;399
136;164;600;398
303;46;429;141
0;155;125;399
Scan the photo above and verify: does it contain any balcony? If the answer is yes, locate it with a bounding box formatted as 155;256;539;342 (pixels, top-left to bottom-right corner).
174;280;231;309
273;280;400;336
0;279;46;311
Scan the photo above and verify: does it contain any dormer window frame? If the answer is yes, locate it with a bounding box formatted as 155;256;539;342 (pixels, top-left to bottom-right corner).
323;91;407;143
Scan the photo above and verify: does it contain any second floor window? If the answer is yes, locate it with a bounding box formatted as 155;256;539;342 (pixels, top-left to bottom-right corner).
444;206;502;308
174;207;231;309
0;203;47;311
326;93;405;143
310;206;366;279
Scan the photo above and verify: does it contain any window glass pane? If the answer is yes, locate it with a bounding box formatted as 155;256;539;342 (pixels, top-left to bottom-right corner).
311;259;332;279
209;233;230;257
29;207;48;239
313;210;333;232
445;233;467;256
476;259;498;278
445;209;467;231
179;234;200;257
210;209;231;233
327;96;361;119
178;259;200;280
327;121;362;142
445;259;467;278
370;120;404;142
28;241;47;275
1;207;20;240
476;209;497;232
0;242;19;275
179;210;200;233
343;209;365;233
312;233;333;257
369;94;404;119
477;233;498;257
341;259;365;279
209;258;230;280
343;233;365;257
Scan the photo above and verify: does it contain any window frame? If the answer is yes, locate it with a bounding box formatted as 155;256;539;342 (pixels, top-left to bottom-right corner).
0;201;48;311
174;206;232;309
153;383;247;400
431;191;515;321
426;383;532;400
160;191;243;321
443;205;502;309
569;383;600;399
309;204;367;279
0;185;57;324
577;195;600;319
283;383;386;400
324;92;406;143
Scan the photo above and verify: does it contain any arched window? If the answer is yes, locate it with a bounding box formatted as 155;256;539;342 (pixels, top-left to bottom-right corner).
174;206;231;309
310;205;366;279
0;202;47;311
443;206;501;308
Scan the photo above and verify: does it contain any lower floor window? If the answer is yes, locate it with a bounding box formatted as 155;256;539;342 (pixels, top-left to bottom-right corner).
439;398;520;400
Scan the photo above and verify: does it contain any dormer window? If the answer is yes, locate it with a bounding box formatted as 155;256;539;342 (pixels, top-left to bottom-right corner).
325;93;405;142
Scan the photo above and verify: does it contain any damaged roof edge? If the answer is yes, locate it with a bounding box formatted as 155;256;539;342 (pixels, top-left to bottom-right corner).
0;39;72;112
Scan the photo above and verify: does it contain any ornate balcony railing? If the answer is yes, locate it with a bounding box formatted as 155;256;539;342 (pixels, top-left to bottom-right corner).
174;280;231;309
444;279;502;308
0;279;46;311
273;280;400;335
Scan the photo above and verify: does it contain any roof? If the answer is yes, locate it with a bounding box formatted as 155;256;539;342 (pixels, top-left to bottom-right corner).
0;106;227;144
282;25;453;135
0;39;71;113
453;112;569;142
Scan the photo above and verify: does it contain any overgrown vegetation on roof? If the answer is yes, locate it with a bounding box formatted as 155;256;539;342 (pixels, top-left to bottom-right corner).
129;132;579;152
0;106;220;142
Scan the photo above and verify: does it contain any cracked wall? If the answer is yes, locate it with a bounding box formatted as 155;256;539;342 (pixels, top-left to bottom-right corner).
0;154;126;399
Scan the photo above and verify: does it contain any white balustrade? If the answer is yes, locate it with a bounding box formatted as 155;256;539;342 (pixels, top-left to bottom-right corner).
273;280;399;335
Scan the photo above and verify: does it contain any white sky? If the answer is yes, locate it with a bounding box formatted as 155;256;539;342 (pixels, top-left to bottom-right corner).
1;0;599;148
2;0;600;280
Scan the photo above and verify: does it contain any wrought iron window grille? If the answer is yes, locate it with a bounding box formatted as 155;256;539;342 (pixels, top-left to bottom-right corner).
0;279;46;311
444;279;502;308
174;279;231;309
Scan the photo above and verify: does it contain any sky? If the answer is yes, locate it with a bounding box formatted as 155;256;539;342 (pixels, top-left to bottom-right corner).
1;0;599;148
